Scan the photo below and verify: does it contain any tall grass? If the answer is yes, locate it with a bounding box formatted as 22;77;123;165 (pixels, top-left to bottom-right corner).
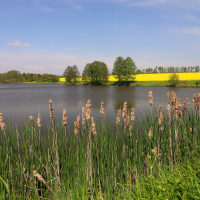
1;91;200;199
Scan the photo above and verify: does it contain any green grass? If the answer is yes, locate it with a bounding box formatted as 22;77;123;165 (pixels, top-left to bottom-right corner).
1;96;200;199
130;80;200;87
130;81;169;87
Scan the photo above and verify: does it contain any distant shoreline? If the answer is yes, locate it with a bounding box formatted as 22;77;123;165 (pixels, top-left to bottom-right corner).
1;80;200;88
62;80;200;88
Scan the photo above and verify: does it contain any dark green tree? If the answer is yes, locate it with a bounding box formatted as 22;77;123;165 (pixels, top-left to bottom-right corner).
63;65;80;83
112;56;124;83
146;67;153;74
41;73;50;82
4;70;23;83
195;66;200;72
136;69;142;74
82;61;108;85
112;56;136;85
0;73;4;83
168;73;180;87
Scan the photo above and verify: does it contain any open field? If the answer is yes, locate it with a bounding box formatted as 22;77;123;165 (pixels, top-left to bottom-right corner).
59;72;200;83
1;92;200;199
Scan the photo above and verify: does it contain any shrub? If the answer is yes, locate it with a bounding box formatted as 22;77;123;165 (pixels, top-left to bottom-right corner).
195;80;200;87
168;73;179;87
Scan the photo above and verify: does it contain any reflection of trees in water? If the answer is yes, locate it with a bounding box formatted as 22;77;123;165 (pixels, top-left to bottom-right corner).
113;100;135;112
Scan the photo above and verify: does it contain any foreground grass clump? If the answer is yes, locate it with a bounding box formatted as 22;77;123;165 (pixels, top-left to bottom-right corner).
1;92;200;199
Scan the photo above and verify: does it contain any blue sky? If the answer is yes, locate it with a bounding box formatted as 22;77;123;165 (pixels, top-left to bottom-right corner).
0;0;200;75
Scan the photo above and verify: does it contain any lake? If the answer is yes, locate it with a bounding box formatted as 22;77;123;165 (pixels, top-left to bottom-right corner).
0;83;199;133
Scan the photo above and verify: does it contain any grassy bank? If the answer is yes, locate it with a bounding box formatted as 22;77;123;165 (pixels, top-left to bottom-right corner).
1;93;200;199
130;80;200;87
62;80;200;87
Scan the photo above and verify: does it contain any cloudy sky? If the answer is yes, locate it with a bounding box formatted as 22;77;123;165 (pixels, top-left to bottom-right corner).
0;0;200;75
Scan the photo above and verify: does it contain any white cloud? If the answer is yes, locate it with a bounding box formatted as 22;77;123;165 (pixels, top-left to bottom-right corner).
35;4;57;12
178;27;200;35
52;65;66;69
6;40;30;47
71;4;83;9
59;0;83;9
108;0;200;9
128;0;169;6
25;66;44;71
184;13;196;21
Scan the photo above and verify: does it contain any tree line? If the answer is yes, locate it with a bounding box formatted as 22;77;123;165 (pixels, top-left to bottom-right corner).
63;56;136;85
63;56;200;85
0;70;59;83
136;66;200;74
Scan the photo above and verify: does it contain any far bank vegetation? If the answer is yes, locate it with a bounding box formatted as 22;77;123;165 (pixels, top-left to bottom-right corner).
0;70;59;83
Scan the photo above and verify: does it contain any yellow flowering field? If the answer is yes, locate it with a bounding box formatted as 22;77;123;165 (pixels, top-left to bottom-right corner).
59;73;200;82
135;73;200;81
59;77;66;82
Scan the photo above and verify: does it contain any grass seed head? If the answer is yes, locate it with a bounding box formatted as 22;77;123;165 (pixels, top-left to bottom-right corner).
77;115;80;129
122;102;127;118
33;170;46;184
131;108;135;123
167;92;170;105
49;99;53;119
100;100;104;118
74;121;78;136
92;122;97;137
148;126;153;140
0;113;3;123
167;104;171;118
116;109;121;125
183;101;187;116
152;146;157;155
186;96;190;105
30;115;34;128
37;113;41;128
82;107;85;126
63;109;67;126
86;100;91;121
0;113;6;131
148;91;153;106
1;122;6;131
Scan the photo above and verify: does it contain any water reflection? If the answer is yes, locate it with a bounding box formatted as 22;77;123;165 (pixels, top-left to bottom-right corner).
0;84;199;133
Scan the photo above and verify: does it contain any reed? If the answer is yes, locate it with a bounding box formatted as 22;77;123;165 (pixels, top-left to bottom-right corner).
1;91;200;199
62;109;67;137
148;91;153;121
100;100;104;134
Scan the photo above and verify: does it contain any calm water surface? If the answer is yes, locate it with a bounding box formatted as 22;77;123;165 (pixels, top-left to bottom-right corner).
0;83;199;133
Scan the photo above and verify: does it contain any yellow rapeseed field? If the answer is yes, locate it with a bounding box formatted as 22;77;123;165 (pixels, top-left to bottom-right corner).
59;73;200;82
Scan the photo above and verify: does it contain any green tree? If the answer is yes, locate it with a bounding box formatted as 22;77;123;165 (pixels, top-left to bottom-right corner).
158;67;164;73
136;69;142;74
41;73;50;82
82;61;108;85
112;56;136;85
146;67;153;74
4;70;23;83
49;74;59;82
195;66;200;72
63;65;80;83
168;73;180;87
0;73;4;83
